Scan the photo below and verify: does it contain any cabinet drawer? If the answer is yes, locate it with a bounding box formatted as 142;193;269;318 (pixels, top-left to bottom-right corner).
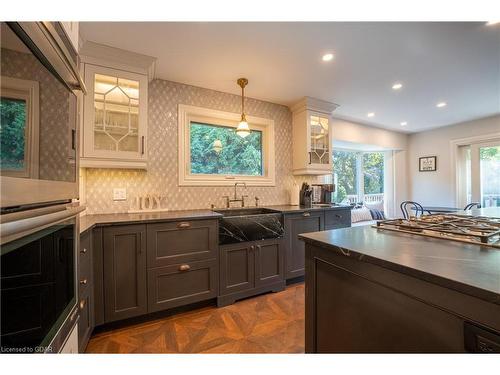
78;290;93;352
324;209;351;229
147;220;218;267
147;258;218;312
79;231;92;296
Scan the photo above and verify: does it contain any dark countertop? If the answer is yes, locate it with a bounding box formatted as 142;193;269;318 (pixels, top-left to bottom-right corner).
266;204;351;214
79;204;351;234
79;209;223;234
299;216;500;305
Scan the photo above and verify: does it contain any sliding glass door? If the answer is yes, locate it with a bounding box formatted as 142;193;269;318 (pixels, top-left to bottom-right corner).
476;143;500;207
459;141;500;208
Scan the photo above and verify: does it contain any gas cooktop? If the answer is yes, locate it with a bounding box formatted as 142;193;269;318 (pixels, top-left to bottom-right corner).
374;214;500;249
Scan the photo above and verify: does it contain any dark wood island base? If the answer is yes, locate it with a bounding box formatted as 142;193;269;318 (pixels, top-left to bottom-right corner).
300;214;500;353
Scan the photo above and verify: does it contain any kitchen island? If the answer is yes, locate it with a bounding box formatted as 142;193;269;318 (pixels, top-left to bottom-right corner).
299;208;500;353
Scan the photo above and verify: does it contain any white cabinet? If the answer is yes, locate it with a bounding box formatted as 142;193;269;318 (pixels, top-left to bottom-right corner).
80;63;148;169
61;22;79;52
291;97;338;175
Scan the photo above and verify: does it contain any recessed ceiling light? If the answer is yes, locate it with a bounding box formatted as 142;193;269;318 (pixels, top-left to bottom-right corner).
367;112;375;118
436;102;447;108
400;121;408;126
392;82;403;90
322;53;334;62
486;21;500;26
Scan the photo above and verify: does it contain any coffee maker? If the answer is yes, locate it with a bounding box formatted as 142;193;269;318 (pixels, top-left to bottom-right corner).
312;184;335;205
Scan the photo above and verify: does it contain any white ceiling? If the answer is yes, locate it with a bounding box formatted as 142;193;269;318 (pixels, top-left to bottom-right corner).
80;22;500;133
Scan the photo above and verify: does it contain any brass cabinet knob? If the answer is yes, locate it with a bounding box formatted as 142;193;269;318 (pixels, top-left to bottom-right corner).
177;222;191;229
80;248;87;254
179;264;191;271
79;299;86;310
79;279;87;285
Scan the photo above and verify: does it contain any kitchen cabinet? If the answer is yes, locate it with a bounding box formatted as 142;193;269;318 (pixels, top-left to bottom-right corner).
218;238;285;306
291;97;338;175
146;220;218;267
103;224;147;322
284;208;352;280
148;259;218;312
78;230;94;352
284;211;324;279
61;22;79;52
80;63;148;169
146;219;219;312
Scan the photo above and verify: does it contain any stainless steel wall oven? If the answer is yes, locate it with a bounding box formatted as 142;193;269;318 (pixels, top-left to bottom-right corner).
1;22;85;209
1;22;85;353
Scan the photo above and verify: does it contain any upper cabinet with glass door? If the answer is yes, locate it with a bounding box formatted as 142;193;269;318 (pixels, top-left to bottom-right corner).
81;65;147;168
79;43;155;169
291;97;338;175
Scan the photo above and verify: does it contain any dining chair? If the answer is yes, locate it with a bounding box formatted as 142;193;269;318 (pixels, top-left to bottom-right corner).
400;201;430;220
464;203;481;210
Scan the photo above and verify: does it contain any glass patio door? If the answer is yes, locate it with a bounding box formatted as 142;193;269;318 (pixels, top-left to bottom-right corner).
470;142;500;208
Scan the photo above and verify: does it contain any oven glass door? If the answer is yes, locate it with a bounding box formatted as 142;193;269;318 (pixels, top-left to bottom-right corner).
0;218;76;353
0;22;77;183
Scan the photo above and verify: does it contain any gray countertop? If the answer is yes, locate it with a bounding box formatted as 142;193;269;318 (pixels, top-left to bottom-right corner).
79;209;223;234
299;207;500;305
79;204;351;234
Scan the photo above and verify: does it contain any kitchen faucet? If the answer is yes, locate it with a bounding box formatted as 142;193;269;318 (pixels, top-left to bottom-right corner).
223;182;248;208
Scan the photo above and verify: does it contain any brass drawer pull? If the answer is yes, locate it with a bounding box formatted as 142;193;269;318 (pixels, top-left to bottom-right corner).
179;264;191;271
302;212;311;217
177;222;191;229
79;279;88;285
79;299;86;310
80;248;87;254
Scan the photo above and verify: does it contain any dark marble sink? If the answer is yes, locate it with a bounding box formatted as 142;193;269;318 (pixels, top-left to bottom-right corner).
214;208;284;245
214;207;281;217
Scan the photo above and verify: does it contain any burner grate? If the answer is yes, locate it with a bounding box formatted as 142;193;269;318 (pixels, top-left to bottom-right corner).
374;214;500;249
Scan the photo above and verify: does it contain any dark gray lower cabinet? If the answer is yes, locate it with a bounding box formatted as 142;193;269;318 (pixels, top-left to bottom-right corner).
218;238;285;306
78;230;94;352
103;224;147;323
148;258;218;312
284;211;324;279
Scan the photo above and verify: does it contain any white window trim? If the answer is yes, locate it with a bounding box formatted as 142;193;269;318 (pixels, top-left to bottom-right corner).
1;76;39;179
178;104;276;186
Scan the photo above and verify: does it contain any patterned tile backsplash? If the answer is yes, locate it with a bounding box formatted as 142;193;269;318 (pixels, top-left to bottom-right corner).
83;79;319;214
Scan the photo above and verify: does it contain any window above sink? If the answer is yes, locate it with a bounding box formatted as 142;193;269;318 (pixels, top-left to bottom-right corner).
178;104;276;186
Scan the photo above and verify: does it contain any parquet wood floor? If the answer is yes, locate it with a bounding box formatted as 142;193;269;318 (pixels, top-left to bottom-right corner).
86;283;304;353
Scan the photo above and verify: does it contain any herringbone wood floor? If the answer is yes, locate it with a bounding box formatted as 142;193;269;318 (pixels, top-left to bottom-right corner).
86;283;304;353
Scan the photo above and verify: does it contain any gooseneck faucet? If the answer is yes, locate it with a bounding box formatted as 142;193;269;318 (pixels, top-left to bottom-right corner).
223;182;248;208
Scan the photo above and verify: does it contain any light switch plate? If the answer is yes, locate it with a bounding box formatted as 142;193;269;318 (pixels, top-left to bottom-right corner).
113;188;127;201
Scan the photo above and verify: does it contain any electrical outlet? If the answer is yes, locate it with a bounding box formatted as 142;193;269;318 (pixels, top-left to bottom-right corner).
113;188;127;201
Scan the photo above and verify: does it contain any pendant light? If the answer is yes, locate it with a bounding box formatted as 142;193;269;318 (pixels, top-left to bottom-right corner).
236;78;250;138
213;139;223;153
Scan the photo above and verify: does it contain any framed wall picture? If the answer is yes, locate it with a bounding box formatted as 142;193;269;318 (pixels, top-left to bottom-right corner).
419;156;437;172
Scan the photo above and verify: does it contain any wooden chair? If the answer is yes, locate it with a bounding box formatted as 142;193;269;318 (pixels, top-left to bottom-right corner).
464;203;481;210
400;201;431;220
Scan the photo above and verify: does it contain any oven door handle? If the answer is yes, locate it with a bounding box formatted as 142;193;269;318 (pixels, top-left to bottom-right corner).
0;205;85;245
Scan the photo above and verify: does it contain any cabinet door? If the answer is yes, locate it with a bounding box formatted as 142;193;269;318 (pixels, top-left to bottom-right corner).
78;291;92;352
284;211;324;279
78;230;93;352
324;208;352;230
219;243;255;296
255;239;284;287
82;64;147;168
103;225;147;322
308;112;331;168
148;259;217;313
